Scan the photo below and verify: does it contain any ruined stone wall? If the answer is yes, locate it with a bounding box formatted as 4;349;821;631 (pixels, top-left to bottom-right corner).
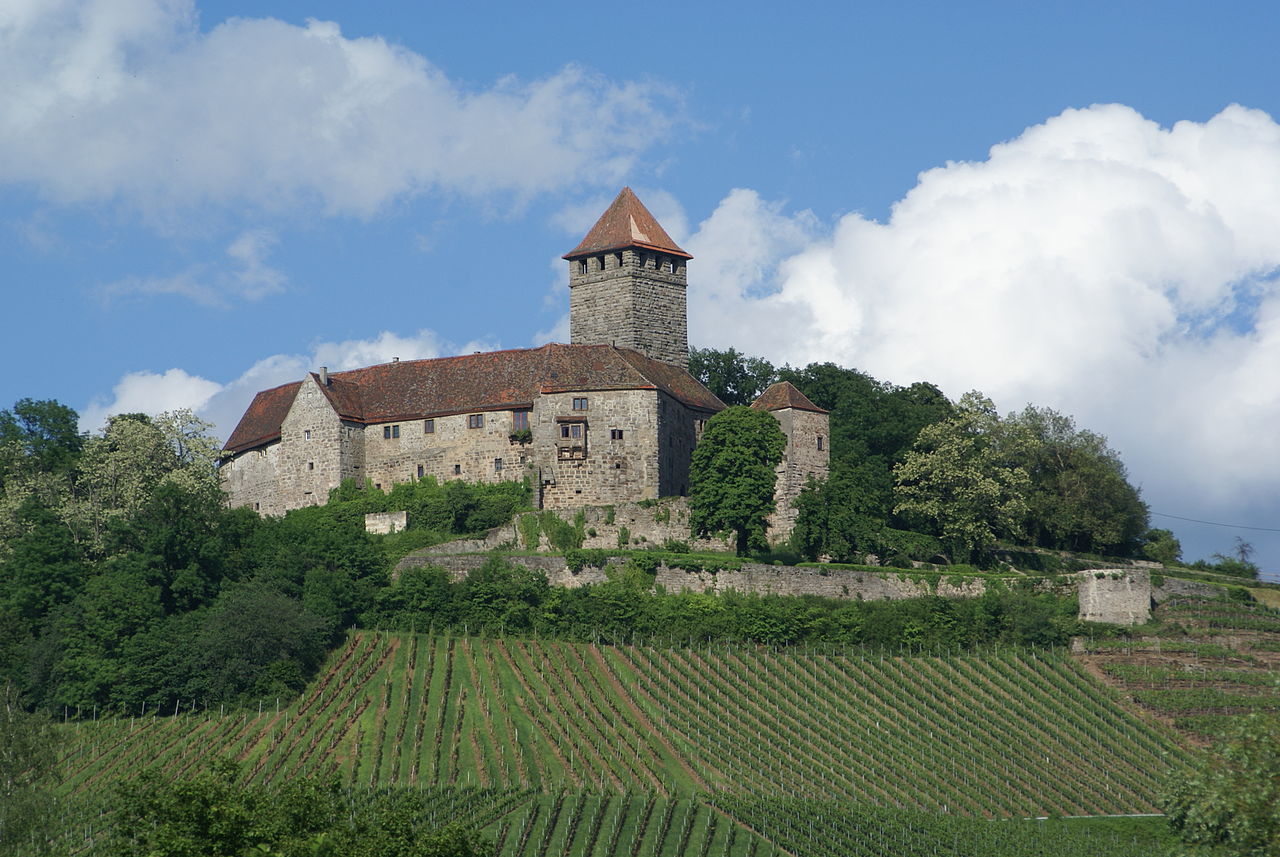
1077;569;1152;625
764;408;830;543
397;552;988;601
365;511;408;535
568;249;688;367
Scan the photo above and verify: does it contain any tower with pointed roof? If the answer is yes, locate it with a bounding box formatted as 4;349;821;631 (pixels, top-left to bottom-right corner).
563;188;692;368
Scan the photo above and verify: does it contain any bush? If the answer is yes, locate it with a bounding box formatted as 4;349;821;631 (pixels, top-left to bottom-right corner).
662;539;691;554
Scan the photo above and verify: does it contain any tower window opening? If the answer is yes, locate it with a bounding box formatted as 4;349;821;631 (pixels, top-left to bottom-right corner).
817;436;824;450
597;255;606;271
578;259;588;275
613;252;622;268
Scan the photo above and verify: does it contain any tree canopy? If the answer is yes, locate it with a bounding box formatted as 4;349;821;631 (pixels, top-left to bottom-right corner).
688;406;787;555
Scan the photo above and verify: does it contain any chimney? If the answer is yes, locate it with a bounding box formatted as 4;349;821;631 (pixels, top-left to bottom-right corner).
319;366;329;386
392;357;400;363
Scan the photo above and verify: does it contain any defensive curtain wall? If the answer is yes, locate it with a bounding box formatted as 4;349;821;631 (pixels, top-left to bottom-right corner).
379;499;1227;626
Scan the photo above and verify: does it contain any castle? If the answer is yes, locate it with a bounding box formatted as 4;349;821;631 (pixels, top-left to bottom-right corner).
221;189;829;540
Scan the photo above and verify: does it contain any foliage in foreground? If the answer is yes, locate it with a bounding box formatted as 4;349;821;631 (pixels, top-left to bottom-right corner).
688;406;787;555
1163;714;1280;856
108;759;489;857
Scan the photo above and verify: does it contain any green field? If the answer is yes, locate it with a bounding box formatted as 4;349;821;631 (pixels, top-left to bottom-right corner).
50;633;1191;854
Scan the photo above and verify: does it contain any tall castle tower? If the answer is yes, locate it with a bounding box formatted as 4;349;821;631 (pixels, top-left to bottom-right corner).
564;188;692;368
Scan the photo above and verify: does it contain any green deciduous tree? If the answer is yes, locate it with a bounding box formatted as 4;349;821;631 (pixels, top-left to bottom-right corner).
0;682;59;856
1006;406;1148;556
1163;713;1280;855
688;347;777;406
689;406;787;555
893;393;1031;563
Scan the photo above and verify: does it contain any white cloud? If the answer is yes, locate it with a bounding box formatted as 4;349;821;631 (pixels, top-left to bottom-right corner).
82;328;496;445
685;104;1280;522
0;0;678;216
80;367;222;434
99;228;288;306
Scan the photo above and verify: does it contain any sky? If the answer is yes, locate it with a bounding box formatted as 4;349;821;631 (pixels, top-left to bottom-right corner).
4;0;1280;577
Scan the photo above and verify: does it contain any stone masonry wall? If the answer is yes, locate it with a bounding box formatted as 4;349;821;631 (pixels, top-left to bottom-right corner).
1077;569;1152;624
221;442;282;515
362;408;530;493
569;249;688;367
365;511;408;534
764;408;830;544
539;389;663;508
276;376;346;512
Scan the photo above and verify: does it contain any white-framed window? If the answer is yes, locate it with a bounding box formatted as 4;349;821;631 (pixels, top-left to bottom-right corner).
572;397;588;411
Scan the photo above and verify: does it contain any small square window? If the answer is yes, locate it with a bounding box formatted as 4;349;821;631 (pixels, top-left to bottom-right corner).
307;461;314;470
303;429;311;440
572;397;588;411
560;424;570;439
417;464;424;478
494;458;503;471
468;414;484;429
610;429;624;440
424;419;434;434
453;464;461;475
383;425;400;439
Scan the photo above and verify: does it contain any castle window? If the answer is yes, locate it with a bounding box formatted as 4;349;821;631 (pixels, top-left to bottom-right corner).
817;436;824;451
384;425;400;439
578;259;587;275
610;429;624;440
304;429;311;440
614;252;622;268
560;424;582;440
494;458;503;471
453;464;461;475
468;414;484;429
511;409;530;431
254;502;260;511
417;464;424;478
572;397;588;411
424;419;435;434
597;255;606;271
307;461;314;470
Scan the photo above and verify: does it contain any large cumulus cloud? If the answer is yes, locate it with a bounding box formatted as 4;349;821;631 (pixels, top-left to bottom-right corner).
0;0;678;215
687;103;1280;527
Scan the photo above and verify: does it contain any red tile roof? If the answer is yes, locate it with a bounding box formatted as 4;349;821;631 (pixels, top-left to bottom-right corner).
222;344;725;454
751;381;828;414
563;187;692;260
222;380;301;454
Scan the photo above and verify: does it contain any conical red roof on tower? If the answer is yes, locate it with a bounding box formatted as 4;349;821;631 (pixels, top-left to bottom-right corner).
563;187;692;260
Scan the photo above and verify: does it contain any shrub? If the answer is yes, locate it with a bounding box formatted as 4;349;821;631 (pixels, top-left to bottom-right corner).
617;526;630;548
518;514;541;550
662;539;691;554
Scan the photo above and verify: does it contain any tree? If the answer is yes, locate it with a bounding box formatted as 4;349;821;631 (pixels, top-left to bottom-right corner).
0;399;83;483
688;347;777;406
893;393;1030;563
1141;528;1183;565
1005;406;1149;556
1163;713;1280;855
0;682;59;856
689;406;787;555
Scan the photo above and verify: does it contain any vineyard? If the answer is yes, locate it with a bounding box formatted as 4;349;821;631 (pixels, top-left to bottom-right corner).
47;632;1194;853
1078;595;1280;740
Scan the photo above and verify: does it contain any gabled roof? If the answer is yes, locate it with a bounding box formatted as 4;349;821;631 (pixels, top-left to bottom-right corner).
563;187;692;261
222;344;726;455
223;380;301;454
751;381;828;414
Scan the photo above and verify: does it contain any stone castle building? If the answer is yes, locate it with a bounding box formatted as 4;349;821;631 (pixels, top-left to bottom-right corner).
221;188;828;540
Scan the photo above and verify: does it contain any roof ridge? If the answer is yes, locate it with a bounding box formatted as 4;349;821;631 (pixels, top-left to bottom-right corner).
563;187;691;260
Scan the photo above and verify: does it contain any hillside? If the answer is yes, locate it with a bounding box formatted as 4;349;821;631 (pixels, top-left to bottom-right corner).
50;634;1190;854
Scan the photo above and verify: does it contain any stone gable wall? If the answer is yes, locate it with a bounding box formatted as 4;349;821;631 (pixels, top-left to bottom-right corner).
276;377;345;511
221;442;282;515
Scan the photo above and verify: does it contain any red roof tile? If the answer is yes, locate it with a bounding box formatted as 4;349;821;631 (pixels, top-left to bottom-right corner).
751;381;828;414
222;344;725;454
223;380;302;454
563;187;691;260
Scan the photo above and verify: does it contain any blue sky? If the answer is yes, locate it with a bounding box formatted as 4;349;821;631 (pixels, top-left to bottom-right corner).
4;0;1280;576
